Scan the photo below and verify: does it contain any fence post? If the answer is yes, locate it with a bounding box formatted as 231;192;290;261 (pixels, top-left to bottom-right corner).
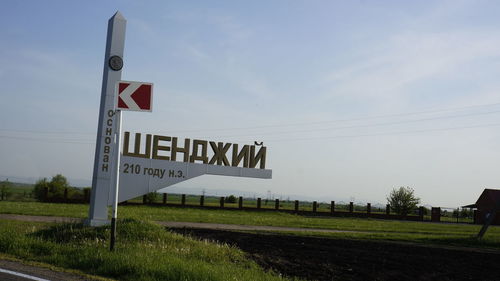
275;199;280;210
64;188;68;202
312;201;317;213
238;196;243;209
294;200;299;212
431;207;441;222
163;193;167;204
257;198;261;209
367;203;371;214
200;195;204;206
181;194;186;206
418;206;424;220
220;197;225;208
143;195;147;204
349;202;354;213
331;201;335;214
386;204;391;215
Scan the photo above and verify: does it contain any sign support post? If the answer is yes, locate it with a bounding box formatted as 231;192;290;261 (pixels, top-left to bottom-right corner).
110;109;122;251
477;202;500;239
110;81;152;250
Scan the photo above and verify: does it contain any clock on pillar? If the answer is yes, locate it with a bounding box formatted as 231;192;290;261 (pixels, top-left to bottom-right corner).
109;55;123;71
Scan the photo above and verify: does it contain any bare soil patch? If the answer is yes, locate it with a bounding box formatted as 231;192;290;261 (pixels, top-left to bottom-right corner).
172;228;500;281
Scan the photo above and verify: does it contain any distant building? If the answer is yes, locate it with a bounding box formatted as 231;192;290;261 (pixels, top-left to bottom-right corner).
463;189;500;225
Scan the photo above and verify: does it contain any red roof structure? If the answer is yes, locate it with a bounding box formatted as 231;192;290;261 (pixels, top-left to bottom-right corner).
471;189;500;225
475;189;500;211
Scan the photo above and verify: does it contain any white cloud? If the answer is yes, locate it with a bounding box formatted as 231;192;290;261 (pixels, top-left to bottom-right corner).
323;30;500;104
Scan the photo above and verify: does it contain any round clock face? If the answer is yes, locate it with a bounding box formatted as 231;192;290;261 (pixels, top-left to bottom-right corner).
108;55;123;71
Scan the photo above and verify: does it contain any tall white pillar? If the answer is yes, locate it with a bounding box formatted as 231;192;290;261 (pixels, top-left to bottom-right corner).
87;11;126;226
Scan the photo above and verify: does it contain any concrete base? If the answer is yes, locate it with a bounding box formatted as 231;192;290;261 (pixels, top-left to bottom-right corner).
85;218;110;226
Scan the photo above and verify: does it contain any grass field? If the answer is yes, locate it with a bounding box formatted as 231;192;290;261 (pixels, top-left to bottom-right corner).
0;219;292;281
121;193;475;223
1;201;499;280
0;201;499;248
1;183;36;201
3;182;472;222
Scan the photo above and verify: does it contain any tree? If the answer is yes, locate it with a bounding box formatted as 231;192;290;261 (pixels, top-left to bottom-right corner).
33;178;50;201
48;174;70;200
33;174;72;202
460;208;472;218
144;192;159;204
0;180;12;200
225;195;237;203
387;186;420;216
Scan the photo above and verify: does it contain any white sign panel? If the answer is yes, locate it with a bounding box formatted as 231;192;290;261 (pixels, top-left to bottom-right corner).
115;155;272;203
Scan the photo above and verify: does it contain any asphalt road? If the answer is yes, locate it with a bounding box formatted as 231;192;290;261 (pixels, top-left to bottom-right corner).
0;260;98;281
0;268;49;281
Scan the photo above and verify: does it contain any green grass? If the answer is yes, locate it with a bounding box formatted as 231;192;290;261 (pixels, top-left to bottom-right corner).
1;201;500;248
0;219;292;281
0;201;89;217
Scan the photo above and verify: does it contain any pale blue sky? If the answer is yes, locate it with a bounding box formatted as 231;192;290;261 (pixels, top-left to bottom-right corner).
2;0;500;207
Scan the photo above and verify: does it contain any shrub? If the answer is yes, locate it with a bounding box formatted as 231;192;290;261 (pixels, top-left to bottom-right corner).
33;174;76;202
387;186;420;216
33;178;50;201
225;195;237;203
144;192;159;204
0;180;12;200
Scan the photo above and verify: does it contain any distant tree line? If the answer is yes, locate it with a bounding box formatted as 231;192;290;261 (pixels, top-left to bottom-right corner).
33;174;90;203
0;180;12;200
